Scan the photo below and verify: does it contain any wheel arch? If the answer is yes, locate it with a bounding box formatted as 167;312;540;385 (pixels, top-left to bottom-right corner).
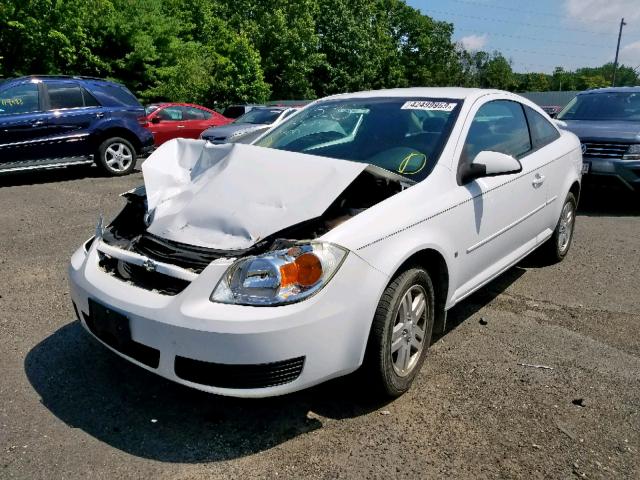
91;126;143;155
385;246;451;335
569;180;581;204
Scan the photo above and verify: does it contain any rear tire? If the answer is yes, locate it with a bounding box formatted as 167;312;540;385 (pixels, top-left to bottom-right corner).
538;192;577;264
95;137;137;176
362;267;435;398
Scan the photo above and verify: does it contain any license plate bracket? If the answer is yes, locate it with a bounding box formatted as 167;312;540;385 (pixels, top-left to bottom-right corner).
88;298;132;349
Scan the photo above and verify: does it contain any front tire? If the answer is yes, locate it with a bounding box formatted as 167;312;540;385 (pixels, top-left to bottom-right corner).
539;192;577;264
95;137;137;176
363;267;435;397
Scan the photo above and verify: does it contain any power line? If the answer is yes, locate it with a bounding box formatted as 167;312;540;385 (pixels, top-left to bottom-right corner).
423;9;616;37
513;62;604;71
498;46;606;61
461;31;612;51
444;0;571;19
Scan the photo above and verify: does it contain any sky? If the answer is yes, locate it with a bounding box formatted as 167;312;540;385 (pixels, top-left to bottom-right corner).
406;0;640;74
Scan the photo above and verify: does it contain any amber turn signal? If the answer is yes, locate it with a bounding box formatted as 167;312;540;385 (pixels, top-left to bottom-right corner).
280;253;323;287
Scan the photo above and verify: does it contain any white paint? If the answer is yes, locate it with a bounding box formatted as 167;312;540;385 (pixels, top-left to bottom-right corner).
68;87;582;398
142;140;368;250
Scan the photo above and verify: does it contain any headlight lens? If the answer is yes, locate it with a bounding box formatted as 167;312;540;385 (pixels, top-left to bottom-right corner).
210;242;348;306
623;144;640;160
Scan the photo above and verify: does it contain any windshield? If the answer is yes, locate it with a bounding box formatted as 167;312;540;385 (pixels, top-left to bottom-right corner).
234;108;283;125
145;105;160;115
254;97;461;181
557;92;640;121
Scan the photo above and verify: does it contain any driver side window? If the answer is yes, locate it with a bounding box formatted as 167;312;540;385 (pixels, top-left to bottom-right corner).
461;100;532;165
157;106;183;121
0;83;40;116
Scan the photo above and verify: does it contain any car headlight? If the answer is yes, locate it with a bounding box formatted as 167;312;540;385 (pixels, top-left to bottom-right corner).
623;144;640;160
210;242;348;306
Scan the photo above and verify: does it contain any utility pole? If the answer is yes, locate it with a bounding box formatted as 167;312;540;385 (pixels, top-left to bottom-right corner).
612;17;626;87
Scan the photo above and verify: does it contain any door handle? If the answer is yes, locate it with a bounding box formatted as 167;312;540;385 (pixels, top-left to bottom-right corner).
30;120;45;127
177;125;185;128
532;173;545;188
96;112;105;119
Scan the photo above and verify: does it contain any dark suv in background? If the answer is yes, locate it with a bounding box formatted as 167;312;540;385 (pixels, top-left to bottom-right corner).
0;76;154;176
557;86;640;192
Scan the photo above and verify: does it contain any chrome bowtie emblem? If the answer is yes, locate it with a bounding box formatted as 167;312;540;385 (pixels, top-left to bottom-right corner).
581;143;587;154
143;208;155;227
143;258;157;272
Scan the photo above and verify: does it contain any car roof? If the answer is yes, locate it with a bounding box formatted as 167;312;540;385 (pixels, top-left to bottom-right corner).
323;87;498;102
578;86;640;95
149;102;213;110
252;106;289;111
9;75;112;83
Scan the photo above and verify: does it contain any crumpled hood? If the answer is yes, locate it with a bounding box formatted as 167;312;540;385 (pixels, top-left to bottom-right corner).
200;123;264;140
561;119;640;143
141;139;368;250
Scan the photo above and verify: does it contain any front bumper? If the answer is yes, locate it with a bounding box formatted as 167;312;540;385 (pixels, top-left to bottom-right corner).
68;240;388;398
137;128;156;155
584;156;640;191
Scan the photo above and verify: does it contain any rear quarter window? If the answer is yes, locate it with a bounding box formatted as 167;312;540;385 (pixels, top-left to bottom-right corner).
525;106;560;149
91;83;141;107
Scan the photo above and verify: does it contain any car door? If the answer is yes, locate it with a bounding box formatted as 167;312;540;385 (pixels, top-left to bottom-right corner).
149;106;185;145
0;81;50;165
41;80;103;160
451;98;549;299
523;105;563;229
182;106;216;139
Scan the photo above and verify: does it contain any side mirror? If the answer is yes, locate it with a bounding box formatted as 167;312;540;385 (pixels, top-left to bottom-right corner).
151;116;162;124
462;151;521;183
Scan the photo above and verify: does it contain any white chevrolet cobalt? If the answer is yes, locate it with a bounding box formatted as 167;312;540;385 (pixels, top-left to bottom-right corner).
68;88;582;398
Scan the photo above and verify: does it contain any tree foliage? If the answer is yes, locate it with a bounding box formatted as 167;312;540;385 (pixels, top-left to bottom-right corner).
1;0;638;106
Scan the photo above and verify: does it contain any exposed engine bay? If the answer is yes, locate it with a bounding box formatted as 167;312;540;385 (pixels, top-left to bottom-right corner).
102;168;405;275
95;140;409;295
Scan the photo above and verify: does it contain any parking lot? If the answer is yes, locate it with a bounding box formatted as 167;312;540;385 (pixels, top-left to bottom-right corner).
0;163;638;479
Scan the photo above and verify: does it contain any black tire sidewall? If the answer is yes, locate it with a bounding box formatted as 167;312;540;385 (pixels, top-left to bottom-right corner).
367;267;435;397
553;192;577;260
96;137;137;176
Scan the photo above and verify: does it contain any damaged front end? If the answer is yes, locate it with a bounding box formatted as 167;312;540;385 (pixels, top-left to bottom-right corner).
96;141;408;297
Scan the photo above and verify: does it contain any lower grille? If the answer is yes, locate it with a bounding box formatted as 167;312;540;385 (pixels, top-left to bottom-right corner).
582;142;629;159
82;311;160;368
174;356;305;389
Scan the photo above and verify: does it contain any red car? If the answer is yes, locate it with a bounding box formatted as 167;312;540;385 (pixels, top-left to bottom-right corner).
144;103;232;146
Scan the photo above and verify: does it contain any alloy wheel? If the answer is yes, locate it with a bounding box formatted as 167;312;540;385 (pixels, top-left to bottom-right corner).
557;201;575;254
390;285;429;377
104;142;133;172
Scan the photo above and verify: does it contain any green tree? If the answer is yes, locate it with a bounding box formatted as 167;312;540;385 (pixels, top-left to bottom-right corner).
575;74;609;90
517;73;551;92
105;0;270;104
383;0;459;88
312;0;386;95
0;0;114;77
477;52;514;90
